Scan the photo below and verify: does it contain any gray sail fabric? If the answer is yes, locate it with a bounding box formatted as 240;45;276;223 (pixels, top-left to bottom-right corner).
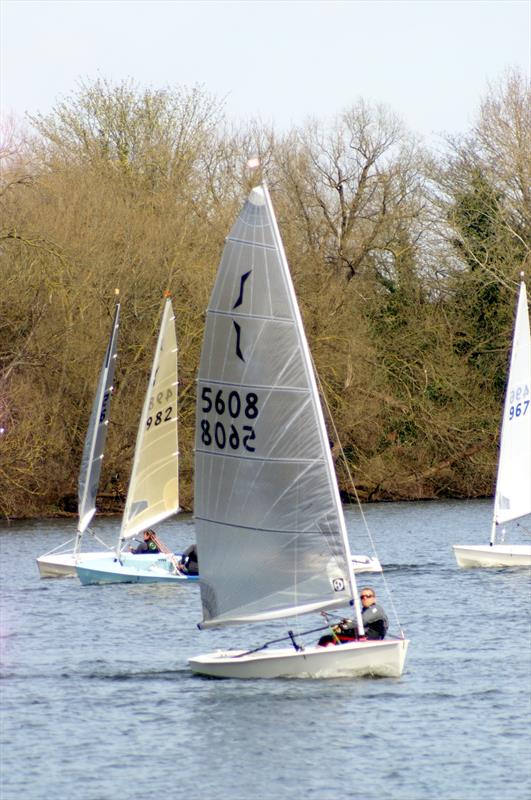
120;298;180;544
195;186;353;629
78;302;121;533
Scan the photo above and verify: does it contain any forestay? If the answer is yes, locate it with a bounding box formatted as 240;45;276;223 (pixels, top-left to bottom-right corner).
77;302;121;536
119;297;180;548
493;280;531;530
195;185;357;629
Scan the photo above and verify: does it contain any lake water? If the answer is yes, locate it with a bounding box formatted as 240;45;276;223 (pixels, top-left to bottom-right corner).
1;499;530;800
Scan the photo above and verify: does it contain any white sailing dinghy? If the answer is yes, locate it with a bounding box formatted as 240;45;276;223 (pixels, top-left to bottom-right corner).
37;300;121;577
77;297;197;585
453;276;531;568
188;184;408;679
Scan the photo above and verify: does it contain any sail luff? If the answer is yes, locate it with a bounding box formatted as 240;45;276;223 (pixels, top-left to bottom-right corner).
76;302;121;543
493;279;531;533
118;297;179;549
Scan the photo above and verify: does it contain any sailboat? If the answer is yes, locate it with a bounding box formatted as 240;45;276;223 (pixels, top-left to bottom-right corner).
188;183;408;679
37;300;121;577
76;296;197;585
453;276;531;568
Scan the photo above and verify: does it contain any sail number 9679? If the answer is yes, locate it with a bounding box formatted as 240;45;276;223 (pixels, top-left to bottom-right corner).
200;387;259;452
508;384;530;420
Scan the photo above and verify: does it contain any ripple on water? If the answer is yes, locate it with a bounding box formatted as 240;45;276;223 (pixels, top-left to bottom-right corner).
1;505;530;800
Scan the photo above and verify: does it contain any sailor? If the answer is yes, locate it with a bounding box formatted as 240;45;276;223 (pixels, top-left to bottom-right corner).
130;529;160;554
318;587;389;646
176;544;198;575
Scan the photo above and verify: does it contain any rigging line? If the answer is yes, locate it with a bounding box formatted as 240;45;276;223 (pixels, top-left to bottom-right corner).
86;529;115;549
236;623;335;657
40;537;77;556
312;356;405;638
516;521;531;537
148;533;181;572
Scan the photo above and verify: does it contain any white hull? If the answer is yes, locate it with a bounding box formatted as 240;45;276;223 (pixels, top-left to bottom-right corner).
37;551;114;578
36;550;163;578
453;544;531;568
351;555;382;573
189;637;409;679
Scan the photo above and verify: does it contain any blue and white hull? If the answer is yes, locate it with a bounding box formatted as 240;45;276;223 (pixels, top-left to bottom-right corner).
76;553;199;585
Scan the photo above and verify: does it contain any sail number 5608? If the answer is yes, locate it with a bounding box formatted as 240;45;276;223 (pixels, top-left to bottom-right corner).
200;387;259;452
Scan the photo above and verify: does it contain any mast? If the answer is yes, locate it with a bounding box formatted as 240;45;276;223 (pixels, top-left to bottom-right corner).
262;184;365;635
75;297;121;554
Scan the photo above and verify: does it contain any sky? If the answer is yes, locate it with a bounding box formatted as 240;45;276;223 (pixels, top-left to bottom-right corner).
1;0;530;145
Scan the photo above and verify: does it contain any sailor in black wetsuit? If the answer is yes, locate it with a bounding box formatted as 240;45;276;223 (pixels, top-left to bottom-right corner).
318;587;389;646
176;544;198;575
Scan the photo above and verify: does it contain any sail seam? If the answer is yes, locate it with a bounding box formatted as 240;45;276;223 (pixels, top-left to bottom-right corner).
196;378;310;393
196;449;326;464
195;516;340;535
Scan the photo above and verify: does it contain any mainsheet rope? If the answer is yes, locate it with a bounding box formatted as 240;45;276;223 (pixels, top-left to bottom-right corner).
313;359;405;638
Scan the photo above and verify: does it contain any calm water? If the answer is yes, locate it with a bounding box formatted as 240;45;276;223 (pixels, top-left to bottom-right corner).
1;500;530;800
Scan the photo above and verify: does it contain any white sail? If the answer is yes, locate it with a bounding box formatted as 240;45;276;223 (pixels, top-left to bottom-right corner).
119;297;179;547
493;279;531;529
77;302;121;534
194;185;358;629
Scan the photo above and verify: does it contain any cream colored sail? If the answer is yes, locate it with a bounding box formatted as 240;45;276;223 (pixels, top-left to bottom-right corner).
118;297;179;548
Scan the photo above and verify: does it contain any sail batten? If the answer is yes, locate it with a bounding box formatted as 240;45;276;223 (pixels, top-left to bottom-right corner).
209;309;293;323
227;236;277;251
195;184;358;630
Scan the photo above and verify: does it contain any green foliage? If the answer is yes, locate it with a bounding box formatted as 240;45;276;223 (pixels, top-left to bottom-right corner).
446;172;517;395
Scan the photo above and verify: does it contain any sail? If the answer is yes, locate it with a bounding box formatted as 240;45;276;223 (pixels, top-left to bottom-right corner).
494;280;531;526
77;302;121;534
194;185;355;629
119;298;179;545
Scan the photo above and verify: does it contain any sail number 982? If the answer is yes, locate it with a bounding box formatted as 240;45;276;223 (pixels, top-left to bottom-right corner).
200;387;259;452
146;388;174;429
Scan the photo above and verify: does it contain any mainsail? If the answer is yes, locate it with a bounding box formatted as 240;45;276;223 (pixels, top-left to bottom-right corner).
493;279;531;530
119;297;180;548
77;302;121;536
194;185;357;629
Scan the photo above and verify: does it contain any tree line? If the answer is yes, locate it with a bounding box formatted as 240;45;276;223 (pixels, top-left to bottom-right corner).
0;71;529;518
